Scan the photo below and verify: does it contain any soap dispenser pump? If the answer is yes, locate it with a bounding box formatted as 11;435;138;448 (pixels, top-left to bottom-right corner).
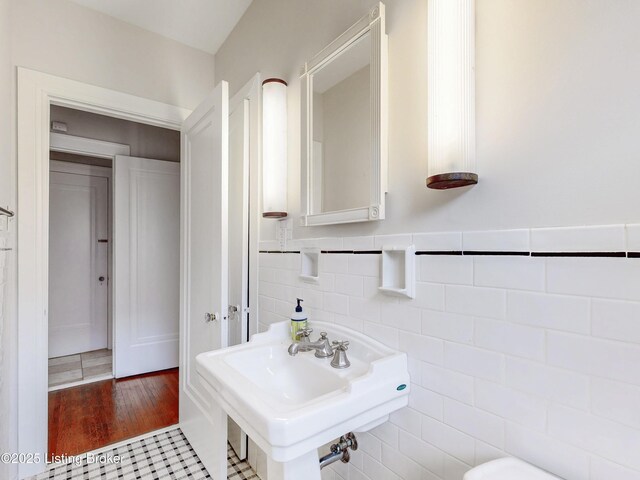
290;298;308;341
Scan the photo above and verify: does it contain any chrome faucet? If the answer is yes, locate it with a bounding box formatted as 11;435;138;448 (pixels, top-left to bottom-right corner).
288;331;334;358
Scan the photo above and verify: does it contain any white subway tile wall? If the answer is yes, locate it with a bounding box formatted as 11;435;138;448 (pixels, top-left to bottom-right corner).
258;226;640;480
462;229;530;252
530;225;626;253
413;232;462;252
625;224;640;252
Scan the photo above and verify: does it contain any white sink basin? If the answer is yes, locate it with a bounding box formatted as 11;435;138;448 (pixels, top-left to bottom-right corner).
223;345;349;406
196;320;410;464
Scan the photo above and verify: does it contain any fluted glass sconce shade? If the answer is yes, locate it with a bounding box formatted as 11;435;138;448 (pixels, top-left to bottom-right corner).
262;78;288;218
426;0;478;190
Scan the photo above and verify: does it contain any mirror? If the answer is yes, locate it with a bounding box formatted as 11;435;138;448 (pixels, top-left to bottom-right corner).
301;3;387;226
311;33;371;215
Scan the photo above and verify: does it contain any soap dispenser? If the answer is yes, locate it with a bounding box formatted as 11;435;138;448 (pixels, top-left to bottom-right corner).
290;298;308;341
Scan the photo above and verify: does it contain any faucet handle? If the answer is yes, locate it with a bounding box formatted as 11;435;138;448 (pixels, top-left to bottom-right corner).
296;328;313;344
330;341;351;369
332;340;350;350
296;327;313;340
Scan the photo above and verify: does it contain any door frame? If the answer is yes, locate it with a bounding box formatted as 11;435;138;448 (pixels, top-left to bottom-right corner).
50;131;130;159
229;73;261;343
16;67;190;479
226;74;262;460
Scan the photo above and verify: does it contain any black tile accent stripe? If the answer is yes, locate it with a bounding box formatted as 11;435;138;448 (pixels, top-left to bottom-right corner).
462;251;530;256
260;250;301;254
531;251;626;258
320;250;354;254
353;250;382;254
628;252;640;258
415;251;463;256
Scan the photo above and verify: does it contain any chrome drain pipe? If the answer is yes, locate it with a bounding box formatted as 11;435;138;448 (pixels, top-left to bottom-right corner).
319;433;358;469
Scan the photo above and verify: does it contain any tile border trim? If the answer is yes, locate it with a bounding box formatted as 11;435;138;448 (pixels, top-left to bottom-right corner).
260;249;640;258
531;251;627;258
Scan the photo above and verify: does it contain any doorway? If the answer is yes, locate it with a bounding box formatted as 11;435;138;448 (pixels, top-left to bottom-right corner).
48;160;112;390
46;107;183;458
17;69;259;479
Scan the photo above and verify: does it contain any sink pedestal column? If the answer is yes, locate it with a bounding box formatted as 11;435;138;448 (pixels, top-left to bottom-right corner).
267;450;321;480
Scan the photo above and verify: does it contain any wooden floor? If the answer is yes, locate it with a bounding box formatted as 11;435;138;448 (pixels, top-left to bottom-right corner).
48;368;179;460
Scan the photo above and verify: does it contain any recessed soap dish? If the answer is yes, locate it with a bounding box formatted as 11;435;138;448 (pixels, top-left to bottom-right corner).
379;245;415;298
300;248;320;283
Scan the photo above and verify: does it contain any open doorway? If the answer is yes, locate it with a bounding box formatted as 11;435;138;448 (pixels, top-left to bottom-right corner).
46;106;181;458
17;69;259;479
48;157;112;390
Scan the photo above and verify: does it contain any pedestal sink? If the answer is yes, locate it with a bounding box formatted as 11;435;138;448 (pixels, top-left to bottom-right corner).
196;320;410;480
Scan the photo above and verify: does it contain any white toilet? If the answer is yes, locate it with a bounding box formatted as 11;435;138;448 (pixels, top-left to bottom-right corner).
464;458;561;479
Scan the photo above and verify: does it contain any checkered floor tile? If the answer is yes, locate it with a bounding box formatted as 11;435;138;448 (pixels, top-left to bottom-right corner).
227;444;258;480
32;428;259;480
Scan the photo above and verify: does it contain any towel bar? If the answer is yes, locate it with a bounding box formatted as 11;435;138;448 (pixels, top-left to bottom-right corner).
0;206;14;217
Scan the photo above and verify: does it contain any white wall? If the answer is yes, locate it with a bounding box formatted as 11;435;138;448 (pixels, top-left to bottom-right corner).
0;0;11;210
0;0;17;478
12;0;216;111
0;232;15;480
216;0;640;240
51;105;180;162
216;0;640;479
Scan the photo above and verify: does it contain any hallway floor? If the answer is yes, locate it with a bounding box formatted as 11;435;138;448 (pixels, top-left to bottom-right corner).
48;349;113;389
48;368;179;460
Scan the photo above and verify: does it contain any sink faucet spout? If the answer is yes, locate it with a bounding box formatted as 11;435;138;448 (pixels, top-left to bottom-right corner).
288;332;334;358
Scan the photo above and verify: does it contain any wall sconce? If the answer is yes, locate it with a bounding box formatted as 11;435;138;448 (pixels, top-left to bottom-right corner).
262;78;288;218
426;0;478;189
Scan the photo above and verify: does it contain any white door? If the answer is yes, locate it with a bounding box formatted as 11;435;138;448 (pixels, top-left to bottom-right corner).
179;81;229;478
49;168;109;358
227;97;250;460
113;155;180;378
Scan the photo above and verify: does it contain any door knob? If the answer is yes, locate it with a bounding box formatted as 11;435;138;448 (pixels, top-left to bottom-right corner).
205;312;218;322
98;276;105;282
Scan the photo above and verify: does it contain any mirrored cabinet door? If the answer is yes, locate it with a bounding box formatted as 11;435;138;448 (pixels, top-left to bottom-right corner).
301;2;388;226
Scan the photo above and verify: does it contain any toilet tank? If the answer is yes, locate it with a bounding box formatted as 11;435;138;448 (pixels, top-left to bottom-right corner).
464;458;561;480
